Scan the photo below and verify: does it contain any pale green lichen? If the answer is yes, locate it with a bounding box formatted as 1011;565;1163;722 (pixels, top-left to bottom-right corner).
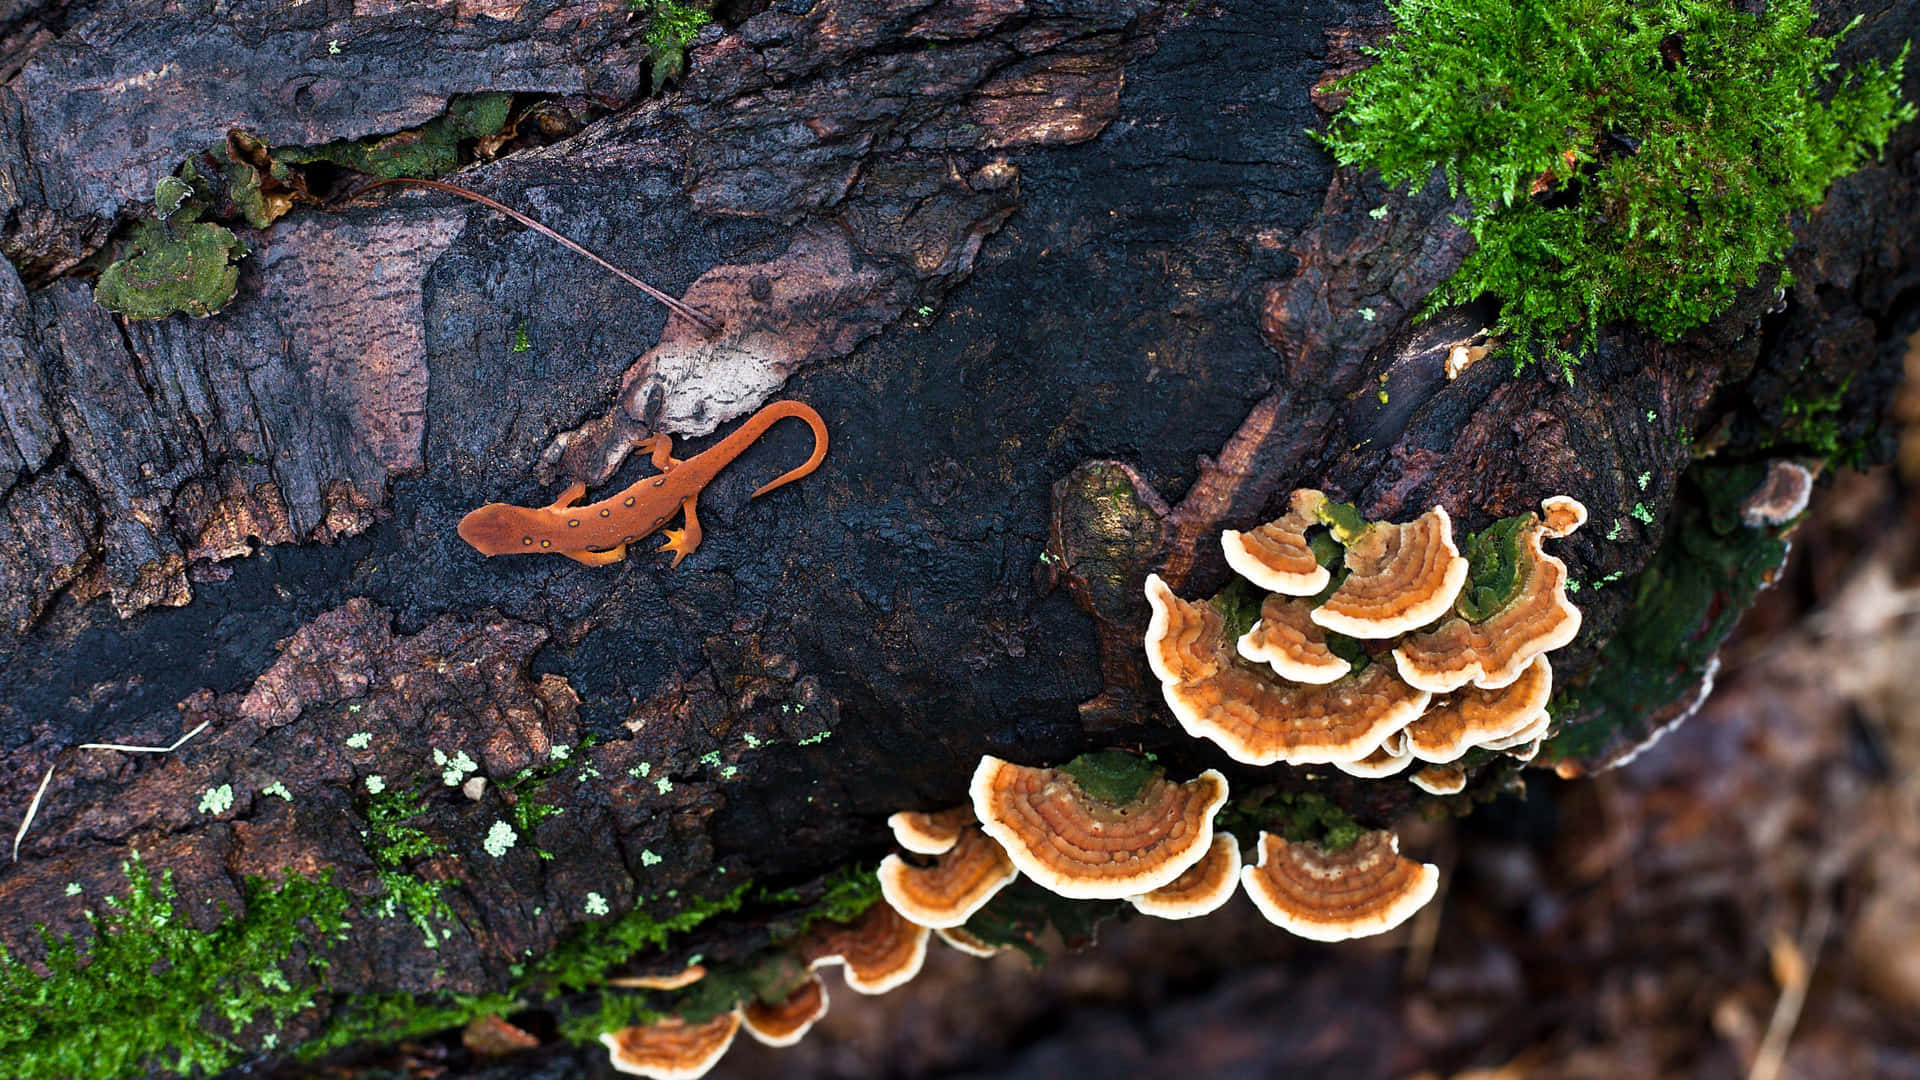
345;732;372;749
262;781;293;801
197;784;234;815
653;777;673;795
364;775;386;795
482;821;517;857
640;850;663;868
584;893;610;917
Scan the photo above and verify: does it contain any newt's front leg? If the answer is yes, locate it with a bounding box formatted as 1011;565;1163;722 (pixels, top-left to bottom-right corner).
659;495;704;567
636;434;682;472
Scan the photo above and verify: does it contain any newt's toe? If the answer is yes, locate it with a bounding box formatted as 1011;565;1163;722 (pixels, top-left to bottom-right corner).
660;529;696;568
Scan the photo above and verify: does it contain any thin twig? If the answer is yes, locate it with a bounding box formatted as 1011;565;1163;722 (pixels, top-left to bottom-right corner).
1748;887;1835;1080
359;177;720;334
9;720;215;862
78;719;211;754
10;765;56;863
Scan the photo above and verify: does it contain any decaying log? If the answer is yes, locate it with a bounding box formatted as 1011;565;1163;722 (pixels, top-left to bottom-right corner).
0;0;1916;1074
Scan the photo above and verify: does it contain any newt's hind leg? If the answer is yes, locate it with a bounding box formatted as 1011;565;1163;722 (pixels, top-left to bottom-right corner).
544;480;588;510
563;544;628;567
658;495;704;568
636;434;682;472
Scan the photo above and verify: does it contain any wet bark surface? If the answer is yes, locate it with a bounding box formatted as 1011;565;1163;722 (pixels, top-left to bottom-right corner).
0;0;1917;1072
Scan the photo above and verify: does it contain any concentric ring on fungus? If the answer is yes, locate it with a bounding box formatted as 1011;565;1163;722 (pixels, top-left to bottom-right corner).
971;755;1228;900
1129;832;1243;919
1311;506;1469;639
1393;498;1584;693
1402;654;1552;763
799;898;930;995
1240;830;1439;942
877;824;1019;928
1145;575;1432;765
1237;593;1351;684
1331;731;1414;778
741;973;829;1048
886;806;975;855
1220;488;1332;596
601;1012;741;1080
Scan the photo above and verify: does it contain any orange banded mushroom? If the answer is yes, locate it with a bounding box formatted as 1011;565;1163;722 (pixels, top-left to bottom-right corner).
1220;488;1333;596
740;973;829;1048
971;753;1228;900
935;925;1003;958
1402;654;1551;763
606;964;708;990
1312;506;1469;639
601;1012;741;1080
1240;830;1439;942
887;806;974;855
1129;832;1242;919
1481;708;1551;752
1393;498;1584;693
877;825;1019;928
1145;576;1431;765
1237;593;1351;684
799;898;930;995
1409;763;1467;795
1331;731;1414;778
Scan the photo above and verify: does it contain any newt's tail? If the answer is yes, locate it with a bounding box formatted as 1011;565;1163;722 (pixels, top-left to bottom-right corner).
745;401;830;499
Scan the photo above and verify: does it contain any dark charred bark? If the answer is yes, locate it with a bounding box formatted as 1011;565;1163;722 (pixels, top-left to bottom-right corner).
0;0;1916;1074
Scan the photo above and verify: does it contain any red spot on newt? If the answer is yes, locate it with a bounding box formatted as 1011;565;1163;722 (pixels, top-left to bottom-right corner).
458;401;828;568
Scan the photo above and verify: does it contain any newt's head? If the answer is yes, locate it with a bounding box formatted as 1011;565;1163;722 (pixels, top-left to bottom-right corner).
458;503;551;556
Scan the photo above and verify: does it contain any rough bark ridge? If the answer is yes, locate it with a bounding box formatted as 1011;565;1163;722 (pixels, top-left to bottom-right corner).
0;0;1915;1071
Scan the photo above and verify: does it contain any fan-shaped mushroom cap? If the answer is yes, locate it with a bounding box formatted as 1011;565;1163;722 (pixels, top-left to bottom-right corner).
970;755;1228;900
1403;654;1552;763
1312;507;1469;639
1221;489;1332;596
606;964;708;990
800;899;930;995
1240;830;1439;942
1481;707;1551;752
1331;731;1415;778
887;807;974;855
1409;763;1467;795
1171;657;1431;766
936;925;1004;958
1129;832;1242;919
1238;593;1351;684
1144;574;1229;685
601;1012;741;1080
1393;504;1582;693
878;825;1019;928
1540;495;1587;538
741;974;829;1048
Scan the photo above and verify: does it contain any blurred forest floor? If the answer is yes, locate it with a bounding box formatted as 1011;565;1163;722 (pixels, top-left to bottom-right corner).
342;331;1920;1080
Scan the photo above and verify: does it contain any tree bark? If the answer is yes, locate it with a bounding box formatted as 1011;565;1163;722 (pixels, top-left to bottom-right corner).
0;0;1916;1073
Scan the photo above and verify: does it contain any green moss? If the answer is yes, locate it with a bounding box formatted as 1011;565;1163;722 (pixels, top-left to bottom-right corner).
364;788;454;949
1057;749;1161;806
1455;513;1533;621
275;93;513;180
1216;791;1364;852
634;0;714;88
93;207;243;320
1320;0;1914;376
1764;372;1863;464
0;854;350;1080
531;882;752;996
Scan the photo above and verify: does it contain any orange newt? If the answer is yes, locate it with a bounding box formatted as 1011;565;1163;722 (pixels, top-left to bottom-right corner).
458;401;828;567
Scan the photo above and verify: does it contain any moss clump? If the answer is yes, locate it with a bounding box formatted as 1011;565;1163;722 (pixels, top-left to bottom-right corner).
1455;513;1532;621
276;93;514;179
93;178;245;320
634;0;714;88
531;882;753;996
1058;749;1162;806
1216;791;1365;853
364;787;455;949
0;855;351;1080
1320;0;1914;376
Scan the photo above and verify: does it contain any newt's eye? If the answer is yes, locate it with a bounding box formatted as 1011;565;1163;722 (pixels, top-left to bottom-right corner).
568;519;580;528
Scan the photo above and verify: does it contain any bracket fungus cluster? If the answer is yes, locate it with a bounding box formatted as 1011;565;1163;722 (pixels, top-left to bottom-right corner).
1147;492;1584;783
